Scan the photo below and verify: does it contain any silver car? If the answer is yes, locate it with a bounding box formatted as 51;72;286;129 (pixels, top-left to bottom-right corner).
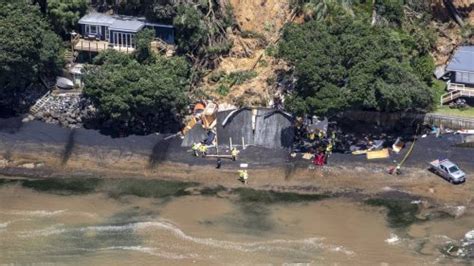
429;159;466;184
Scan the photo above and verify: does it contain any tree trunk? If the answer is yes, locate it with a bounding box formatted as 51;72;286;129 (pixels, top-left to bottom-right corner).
32;0;47;14
443;0;464;26
371;0;376;26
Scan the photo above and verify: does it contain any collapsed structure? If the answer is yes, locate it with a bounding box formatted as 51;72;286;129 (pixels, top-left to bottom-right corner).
181;104;294;150
216;108;294;149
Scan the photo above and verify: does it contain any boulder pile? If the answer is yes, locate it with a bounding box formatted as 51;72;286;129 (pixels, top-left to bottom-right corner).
28;93;96;128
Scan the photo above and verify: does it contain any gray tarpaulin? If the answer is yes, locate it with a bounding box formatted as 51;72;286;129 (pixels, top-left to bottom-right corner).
216;108;294;149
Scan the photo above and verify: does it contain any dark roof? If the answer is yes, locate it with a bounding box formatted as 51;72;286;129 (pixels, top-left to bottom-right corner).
78;12;171;33
109;16;145;32
446;46;474;73
78;12;115;26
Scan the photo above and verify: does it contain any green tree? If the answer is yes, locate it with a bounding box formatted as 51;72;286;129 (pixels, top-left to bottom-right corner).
278;17;434;115
173;5;208;54
375;0;404;25
0;1;63;113
135;28;155;64
83;50;190;135
291;0;354;21
46;0;88;38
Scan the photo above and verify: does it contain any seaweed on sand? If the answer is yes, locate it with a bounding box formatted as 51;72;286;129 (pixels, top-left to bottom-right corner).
366;198;420;228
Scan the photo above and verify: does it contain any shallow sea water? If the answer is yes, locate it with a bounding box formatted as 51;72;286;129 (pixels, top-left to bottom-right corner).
0;180;472;265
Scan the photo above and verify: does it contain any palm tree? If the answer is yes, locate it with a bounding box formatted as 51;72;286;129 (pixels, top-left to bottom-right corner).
297;0;354;21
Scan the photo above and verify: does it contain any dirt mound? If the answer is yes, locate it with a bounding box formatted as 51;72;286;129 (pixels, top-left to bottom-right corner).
229;0;291;39
198;0;293;107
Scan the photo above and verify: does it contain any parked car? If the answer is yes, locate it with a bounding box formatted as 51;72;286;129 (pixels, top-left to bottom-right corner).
429;159;466;184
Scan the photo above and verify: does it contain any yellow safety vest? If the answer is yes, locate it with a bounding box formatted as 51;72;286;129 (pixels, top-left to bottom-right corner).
318;131;324;138
326;143;333;152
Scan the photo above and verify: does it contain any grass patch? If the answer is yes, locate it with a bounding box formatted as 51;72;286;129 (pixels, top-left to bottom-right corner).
432;106;474;118
227;70;257;85
234;187;330;204
0;178;19;186
200;185;226;196
431;79;446;104
208;71;226;83
240;30;265;41
105;179;198;199
21;178;102;195
366;198;420;228
216;84;230;96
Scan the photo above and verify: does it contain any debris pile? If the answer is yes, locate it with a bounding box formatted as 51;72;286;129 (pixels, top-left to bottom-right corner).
445;230;474;259
181;100;218;147
27;92;96;128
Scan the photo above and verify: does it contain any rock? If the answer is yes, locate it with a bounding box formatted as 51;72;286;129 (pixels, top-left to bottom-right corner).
184;187;201;195
34;111;44;118
22;114;35;123
19;163;36;169
452;206;466;218
0;159;9;168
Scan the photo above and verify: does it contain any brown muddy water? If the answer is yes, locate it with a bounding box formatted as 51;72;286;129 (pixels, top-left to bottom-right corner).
0;178;472;265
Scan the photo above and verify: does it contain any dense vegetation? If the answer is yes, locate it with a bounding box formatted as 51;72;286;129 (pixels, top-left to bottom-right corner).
0;0;461;135
46;0;88;38
83;49;190;135
279;0;437;116
93;0;235;78
0;1;63;114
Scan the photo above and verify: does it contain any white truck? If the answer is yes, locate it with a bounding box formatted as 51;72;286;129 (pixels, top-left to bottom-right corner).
429;159;466;184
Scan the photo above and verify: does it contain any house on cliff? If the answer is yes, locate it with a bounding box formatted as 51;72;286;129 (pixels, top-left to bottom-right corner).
73;12;174;54
440;46;474;105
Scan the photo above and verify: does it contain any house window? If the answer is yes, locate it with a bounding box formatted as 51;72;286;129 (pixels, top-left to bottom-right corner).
89;25;98;34
105;28;110;41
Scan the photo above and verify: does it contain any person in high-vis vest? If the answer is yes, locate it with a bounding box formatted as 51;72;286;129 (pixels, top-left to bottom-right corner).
199;144;208;157
191;143;200;157
238;170;248;184
231;148;240;161
326;142;333;155
318;130;324;140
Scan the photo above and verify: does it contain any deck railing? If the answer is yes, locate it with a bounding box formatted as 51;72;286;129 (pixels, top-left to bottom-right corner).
441;82;474;105
74;38;135;54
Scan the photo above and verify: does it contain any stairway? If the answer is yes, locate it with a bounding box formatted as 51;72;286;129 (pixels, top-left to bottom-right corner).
64;50;74;63
30;92;52;114
441;83;474;105
441;90;463;105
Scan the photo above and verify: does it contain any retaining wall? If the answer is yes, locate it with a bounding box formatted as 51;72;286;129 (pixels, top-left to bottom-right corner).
342;111;474;130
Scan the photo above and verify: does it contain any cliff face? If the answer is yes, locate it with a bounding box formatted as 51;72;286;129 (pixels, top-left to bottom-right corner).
431;0;474;65
200;0;292;107
453;0;474;23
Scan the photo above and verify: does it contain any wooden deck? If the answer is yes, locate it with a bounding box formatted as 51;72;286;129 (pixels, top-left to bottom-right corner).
74;39;135;54
441;82;474;105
